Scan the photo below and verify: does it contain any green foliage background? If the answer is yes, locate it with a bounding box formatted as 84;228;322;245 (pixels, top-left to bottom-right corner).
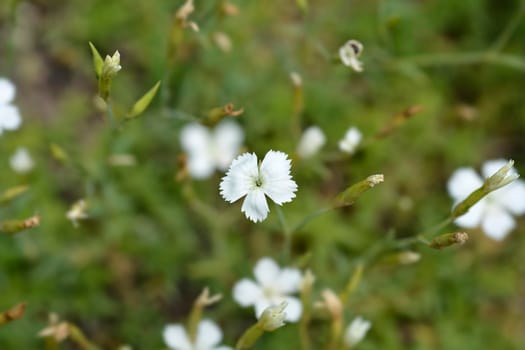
1;0;525;348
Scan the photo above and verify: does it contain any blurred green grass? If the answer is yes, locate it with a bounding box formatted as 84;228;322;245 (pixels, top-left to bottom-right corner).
1;0;525;348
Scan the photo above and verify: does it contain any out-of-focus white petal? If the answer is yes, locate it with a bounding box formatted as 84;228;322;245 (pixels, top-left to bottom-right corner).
481;159;515;179
254;299;272;319
454;200;485;228
338;127;362;154
344;316;371;347
481;205;516;241
233;279;263;306
260;150;297;205
187;151;215;179
220;153;258;202
181;123;210;154
275;268;302;294
10;147;34;173
0;78;16;105
241;188;269;222
447;167;483;201
195;319;223;349
213;120;244;170
0;105;22;130
493;179;525;215
297;126;325;158
282;296;302;322
163;324;192;350
254;257;280;286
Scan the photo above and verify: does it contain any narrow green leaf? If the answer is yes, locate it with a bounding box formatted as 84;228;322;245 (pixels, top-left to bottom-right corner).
126;81;161;119
89;41;104;77
0;186;29;205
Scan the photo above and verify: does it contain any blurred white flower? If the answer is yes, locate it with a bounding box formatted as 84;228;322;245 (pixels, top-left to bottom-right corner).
0;77;22;135
163;319;232;350
233;257;303;322
181;120;244;179
344;316;371;347
338;127;362;154
66;199;89;227
339;40;364;72
447;159;525;240
297;126;325;158
10;147;34;173
220;150;297;222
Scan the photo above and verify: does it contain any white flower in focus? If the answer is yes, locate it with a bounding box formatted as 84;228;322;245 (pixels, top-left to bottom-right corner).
163;319;232;350
339;40;364;72
339;127;362;154
220;150;297;222
10;147;34;173
344;316;371;347
233;257;303;322
181;120;244;179
0;77;22;135
447;159;525;240
297;126;325;158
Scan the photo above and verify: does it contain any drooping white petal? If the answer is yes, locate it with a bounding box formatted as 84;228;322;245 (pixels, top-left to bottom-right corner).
260;150;297;205
213;120;244;171
493;179;525;215
297;126;325;158
275;268;302;294
233;279;263;307
282;296;302;322
0;78;16;105
254;257;281;286
241;188;269;222
195;319;223;349
447;167;483;201
481;204;516;240
163;324;192;350
0;105;22;130
220;153;258;203
454;200;486;228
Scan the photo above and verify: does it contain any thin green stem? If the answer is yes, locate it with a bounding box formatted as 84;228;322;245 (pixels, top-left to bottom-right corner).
275;205;292;260
398;51;525;71
291;207;333;234
490;0;525;52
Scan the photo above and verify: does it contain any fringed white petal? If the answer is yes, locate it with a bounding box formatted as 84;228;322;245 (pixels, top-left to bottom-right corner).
220;153;258;203
240;188;269;222
260;150;297;205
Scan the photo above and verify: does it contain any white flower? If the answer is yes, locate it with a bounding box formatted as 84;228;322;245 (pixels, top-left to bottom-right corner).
66;199;89;227
163;319;232;350
233;257;303;322
339;40;364;72
297;126;325;158
0;77;22;135
220;150;297;222
10;147;34;173
181;120;244;179
101;51;121;78
338;127;362;154
344;316;371;347
447;159;525;240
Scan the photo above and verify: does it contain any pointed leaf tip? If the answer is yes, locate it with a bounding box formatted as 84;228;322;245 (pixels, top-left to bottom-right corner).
126;81;161;119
